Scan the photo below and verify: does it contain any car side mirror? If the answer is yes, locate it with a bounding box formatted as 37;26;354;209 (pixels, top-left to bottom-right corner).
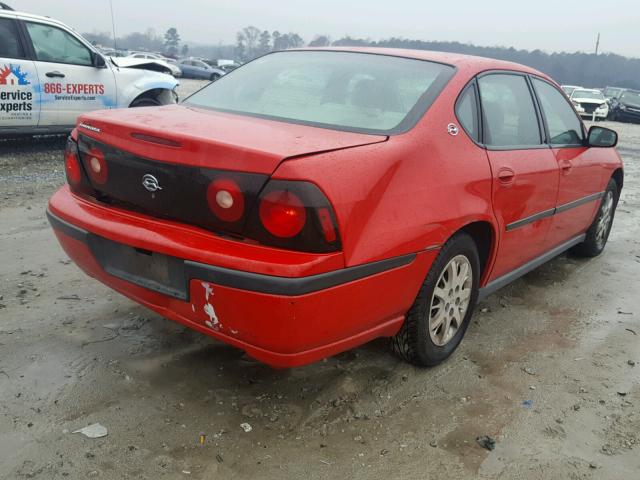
93;53;106;68
586;126;618;148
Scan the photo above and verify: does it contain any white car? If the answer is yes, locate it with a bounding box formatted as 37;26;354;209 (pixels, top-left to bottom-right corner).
569;88;609;120
126;52;181;77
0;6;178;136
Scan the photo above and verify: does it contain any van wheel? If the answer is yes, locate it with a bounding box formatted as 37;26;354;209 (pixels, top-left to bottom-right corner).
391;232;480;366
130;97;160;108
571;178;619;257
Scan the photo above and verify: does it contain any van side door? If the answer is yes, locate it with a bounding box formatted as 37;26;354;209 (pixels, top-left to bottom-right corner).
21;19;117;127
0;15;39;130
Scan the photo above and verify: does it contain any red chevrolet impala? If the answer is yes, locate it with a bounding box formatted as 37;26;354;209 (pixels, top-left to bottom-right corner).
48;48;623;367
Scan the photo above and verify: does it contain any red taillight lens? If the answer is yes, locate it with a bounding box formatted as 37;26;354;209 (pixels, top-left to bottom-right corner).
245;180;341;252
64;138;82;186
206;178;245;222
85;147;108;185
259;190;307;238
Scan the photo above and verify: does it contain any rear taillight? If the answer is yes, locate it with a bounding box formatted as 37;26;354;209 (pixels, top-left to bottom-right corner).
206;178;245;222
64;137;82;186
259;190;306;238
85;147;108;185
245;180;341;253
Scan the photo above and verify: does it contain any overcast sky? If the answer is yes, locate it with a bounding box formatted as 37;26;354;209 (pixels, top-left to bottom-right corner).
15;0;640;57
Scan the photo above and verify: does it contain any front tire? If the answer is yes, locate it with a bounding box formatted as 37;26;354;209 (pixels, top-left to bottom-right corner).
571;178;619;257
391;232;480;366
130;97;161;108
210;73;221;81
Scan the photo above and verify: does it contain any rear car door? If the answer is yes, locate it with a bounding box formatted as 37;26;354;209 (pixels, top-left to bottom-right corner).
530;77;606;246
478;72;560;281
21;19;116;126
0;15;39;129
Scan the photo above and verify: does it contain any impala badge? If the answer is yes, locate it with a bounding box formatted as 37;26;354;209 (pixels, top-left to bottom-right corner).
142;174;162;192
447;123;459;136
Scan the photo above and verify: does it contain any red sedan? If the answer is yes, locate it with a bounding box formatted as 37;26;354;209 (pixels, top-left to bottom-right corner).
48;48;623;368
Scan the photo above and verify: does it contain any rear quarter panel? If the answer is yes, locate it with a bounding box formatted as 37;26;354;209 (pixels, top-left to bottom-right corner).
273;73;496;269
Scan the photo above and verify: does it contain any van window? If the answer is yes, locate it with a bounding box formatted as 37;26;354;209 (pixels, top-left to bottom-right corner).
478;74;542;147
0;18;24;59
25;22;92;66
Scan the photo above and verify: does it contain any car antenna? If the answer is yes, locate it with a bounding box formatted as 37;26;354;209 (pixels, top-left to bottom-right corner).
0;2;15;10
109;0;117;51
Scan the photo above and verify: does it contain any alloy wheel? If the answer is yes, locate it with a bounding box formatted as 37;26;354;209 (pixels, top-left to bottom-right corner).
595;191;614;248
428;254;473;347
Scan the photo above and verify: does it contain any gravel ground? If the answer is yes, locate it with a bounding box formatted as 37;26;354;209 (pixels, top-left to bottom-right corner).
1;81;639;479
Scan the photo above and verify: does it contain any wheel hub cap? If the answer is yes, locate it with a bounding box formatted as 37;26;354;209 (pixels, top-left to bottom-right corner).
596;191;614;247
428;255;473;347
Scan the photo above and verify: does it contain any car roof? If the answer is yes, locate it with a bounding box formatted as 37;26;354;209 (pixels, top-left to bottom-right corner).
293;47;549;78
0;9;69;28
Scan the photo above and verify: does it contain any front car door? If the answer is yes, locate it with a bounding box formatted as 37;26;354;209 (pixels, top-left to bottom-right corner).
530;77;606;247
0;14;39;130
21;19;116;127
478;72;560;281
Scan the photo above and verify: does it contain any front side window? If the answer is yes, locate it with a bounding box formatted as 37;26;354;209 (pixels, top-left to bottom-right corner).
478;74;542;147
532;78;584;145
184;51;455;134
0;18;24;59
25;22;92;66
620;91;640;107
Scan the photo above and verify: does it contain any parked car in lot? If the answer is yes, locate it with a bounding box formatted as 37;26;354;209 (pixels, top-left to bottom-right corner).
570;88;609;120
48;48;622;368
125;52;181;77
603;85;626;103
561;84;581;96
178;58;225;80
0;7;178;136
608;89;640;123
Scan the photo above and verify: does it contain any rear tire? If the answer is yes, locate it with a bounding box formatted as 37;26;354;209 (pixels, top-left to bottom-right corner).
571;178;619;257
390;232;480;366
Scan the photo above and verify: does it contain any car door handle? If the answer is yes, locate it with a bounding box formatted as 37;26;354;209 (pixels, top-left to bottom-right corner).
497;167;516;184
45;71;65;78
559;160;572;175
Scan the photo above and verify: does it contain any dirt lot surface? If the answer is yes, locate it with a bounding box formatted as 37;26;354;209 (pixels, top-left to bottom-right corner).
1;80;639;479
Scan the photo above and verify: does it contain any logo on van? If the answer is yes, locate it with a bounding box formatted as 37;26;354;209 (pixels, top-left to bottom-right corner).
0;64;30;86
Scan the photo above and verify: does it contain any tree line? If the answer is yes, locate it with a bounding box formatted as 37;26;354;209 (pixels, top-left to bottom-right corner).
83;26;640;90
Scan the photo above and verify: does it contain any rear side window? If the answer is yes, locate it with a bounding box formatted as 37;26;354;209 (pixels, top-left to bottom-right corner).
0;17;24;59
478;74;542;147
532;78;584;145
455;83;479;142
25;22;92;66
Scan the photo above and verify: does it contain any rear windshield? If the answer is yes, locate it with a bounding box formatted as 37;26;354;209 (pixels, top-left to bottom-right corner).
572;89;604;101
184;51;455;134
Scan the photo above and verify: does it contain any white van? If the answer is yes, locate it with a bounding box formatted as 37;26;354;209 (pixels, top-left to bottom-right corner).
0;5;178;136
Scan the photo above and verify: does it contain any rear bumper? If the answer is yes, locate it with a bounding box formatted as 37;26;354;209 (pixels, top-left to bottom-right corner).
48;187;436;367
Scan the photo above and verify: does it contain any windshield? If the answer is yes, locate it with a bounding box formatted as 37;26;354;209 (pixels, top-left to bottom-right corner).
621;91;640;106
604;87;624;98
184;51;455;134
572;89;604;101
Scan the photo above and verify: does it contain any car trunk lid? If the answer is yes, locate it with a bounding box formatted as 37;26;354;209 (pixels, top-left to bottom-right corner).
76;104;387;175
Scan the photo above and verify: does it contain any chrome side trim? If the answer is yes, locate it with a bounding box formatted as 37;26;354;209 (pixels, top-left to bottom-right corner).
505;191;604;231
